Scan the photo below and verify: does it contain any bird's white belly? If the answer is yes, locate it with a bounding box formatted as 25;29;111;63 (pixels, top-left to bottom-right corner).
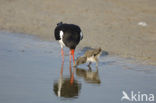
87;56;96;62
59;39;65;48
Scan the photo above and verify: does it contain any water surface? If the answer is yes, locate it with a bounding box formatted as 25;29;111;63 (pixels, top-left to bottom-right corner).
0;31;156;103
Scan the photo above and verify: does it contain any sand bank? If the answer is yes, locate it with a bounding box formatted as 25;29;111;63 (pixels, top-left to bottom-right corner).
0;0;156;65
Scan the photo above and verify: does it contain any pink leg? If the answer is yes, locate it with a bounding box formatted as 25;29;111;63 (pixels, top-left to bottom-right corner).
61;48;64;62
60;60;64;75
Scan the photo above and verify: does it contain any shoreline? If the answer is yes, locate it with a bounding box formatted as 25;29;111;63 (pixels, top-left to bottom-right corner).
1;30;155;66
0;0;156;65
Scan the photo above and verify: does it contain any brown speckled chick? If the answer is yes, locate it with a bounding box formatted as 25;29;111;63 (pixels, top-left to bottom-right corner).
74;48;102;67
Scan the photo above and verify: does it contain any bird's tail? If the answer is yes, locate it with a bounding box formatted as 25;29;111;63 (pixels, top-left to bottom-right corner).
57;22;63;26
94;47;102;55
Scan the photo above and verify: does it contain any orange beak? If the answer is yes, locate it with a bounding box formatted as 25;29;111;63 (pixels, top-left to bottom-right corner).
70;49;75;84
70;49;75;65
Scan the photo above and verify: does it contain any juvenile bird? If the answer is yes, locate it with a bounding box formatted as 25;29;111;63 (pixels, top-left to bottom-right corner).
74;48;102;67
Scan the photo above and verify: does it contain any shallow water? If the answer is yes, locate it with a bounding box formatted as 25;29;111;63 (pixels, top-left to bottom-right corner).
0;31;156;103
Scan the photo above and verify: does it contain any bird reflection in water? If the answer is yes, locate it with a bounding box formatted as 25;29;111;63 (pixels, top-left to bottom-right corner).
76;66;101;84
53;60;81;98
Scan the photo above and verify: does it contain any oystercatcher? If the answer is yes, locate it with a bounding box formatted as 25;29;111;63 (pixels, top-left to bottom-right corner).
74;48;102;67
54;22;83;64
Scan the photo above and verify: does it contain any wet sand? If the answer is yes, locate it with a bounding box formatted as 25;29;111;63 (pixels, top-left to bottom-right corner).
0;0;156;65
0;31;156;103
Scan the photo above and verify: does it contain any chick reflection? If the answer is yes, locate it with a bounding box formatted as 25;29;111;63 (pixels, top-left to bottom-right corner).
53;61;81;98
76;66;101;84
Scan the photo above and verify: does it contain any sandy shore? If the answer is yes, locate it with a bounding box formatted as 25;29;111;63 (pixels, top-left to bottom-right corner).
0;0;156;65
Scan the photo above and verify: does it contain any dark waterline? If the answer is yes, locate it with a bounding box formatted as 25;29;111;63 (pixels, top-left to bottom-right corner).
0;31;156;103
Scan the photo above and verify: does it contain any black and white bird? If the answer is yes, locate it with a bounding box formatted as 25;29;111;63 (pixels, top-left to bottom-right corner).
54;22;83;64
